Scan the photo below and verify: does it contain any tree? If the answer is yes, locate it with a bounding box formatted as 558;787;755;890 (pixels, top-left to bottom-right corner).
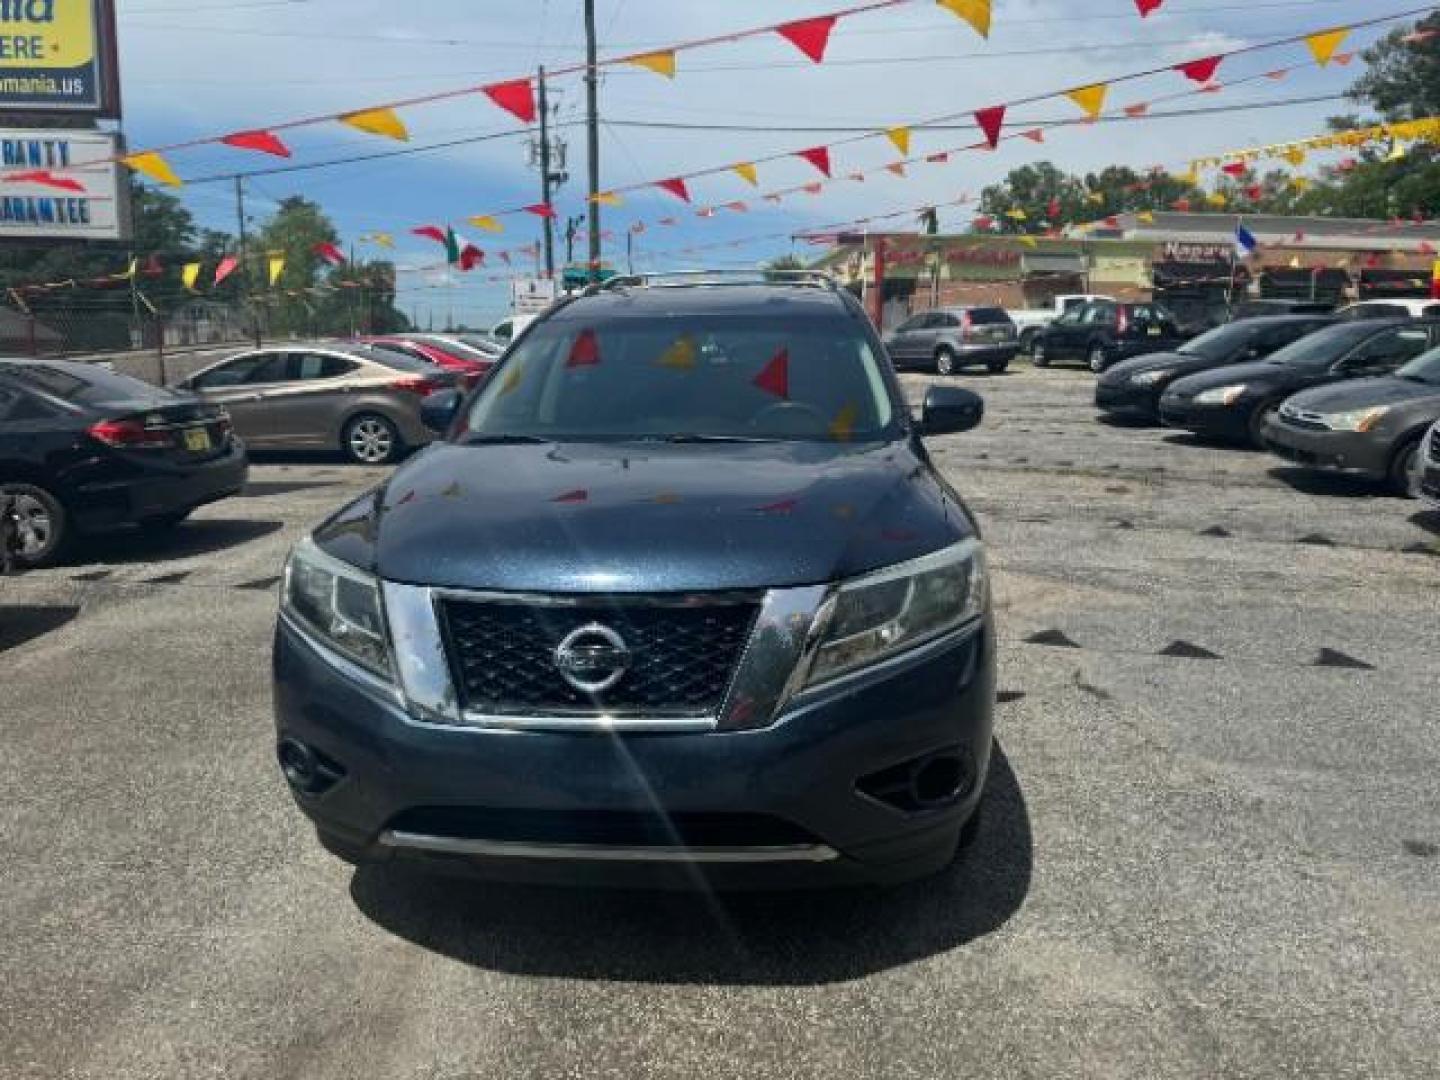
763;253;807;280
1345;14;1440;122
978;161;1204;232
255;196;341;336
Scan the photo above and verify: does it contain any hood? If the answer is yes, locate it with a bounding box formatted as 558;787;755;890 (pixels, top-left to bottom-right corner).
1100;352;1193;385
315;439;971;592
1167;359;1309;396
1284;376;1440;413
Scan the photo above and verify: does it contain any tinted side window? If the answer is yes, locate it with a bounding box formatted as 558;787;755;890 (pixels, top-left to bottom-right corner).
244;353;293;384
194;354;265;389
1082;304;1115;326
0;384;55;422
1343;328;1431;370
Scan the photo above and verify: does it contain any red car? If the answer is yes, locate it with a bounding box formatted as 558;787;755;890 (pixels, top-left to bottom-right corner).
356;337;492;390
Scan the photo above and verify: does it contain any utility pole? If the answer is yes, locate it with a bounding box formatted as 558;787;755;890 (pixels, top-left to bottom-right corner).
626;229;634;275
538;66;556;279
235;176;261;346
584;0;601;278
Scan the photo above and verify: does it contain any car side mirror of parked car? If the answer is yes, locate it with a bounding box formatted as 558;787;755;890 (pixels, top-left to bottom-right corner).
919;386;984;436
420;389;462;433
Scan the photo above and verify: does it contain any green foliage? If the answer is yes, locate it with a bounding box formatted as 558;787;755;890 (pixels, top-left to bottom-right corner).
1345;13;1440;122
978;161;1205;231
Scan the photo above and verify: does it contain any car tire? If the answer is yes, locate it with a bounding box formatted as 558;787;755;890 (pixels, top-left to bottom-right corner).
1248;399;1281;449
935;347;957;376
1087;344;1109;373
139;509;193;531
342;413;404;465
987;358;1009;374
0;482;68;569
1019;328;1039;356
1031;342;1050;368
1389;437;1423;498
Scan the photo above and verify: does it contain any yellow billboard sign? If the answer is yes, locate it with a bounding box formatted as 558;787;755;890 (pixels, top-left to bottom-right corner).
0;0;117;114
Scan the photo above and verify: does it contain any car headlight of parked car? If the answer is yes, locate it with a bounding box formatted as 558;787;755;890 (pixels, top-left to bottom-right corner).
282;537;393;680
805;539;987;688
1131;370;1171;387
1195;384;1249;406
1322;405;1390;432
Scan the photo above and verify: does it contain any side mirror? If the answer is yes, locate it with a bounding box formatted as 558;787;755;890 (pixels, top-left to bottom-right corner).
420;389;461;434
919;386;984;436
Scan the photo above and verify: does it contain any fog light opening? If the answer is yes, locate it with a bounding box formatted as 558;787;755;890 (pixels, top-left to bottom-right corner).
278;739;317;789
911;753;965;807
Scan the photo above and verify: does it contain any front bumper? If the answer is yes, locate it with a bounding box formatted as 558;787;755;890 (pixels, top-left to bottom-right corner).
67;442;250;531
1420;460;1440;507
1261;420;1390;480
273;612;996;887
1095;381;1162;420
1158;395;1252;440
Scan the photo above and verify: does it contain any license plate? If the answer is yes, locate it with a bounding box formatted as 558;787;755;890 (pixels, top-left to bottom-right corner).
1147;326;1162;336
184;428;212;452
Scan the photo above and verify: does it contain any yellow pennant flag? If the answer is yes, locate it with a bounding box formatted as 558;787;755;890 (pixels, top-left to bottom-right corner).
181;262;201;292
1086;191;1104;205
1206;192;1228;208
268;256;286;287
591;191;624;207
656;335;697;370
1284;147;1307;166
627;50;676;78
468;215;503;233
367;232;395;249
1017;235;1037;248
1137;211;1155;224
886;126;911;156
829;403;860;442
1387;142;1408;162
124;257;138;280
1005;208;1027;221
1066;83;1108;119
1306;28;1349;67
339;107;409;141
937;0;991;39
732;162;758;186
123;151;182;187
1289;256;1302;269
1290;176;1311;192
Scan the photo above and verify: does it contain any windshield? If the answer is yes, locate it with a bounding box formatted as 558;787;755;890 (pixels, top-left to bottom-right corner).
1178;322;1263;361
0;361;173;405
1265;323;1391;370
460;314;897;442
1396;346;1440;385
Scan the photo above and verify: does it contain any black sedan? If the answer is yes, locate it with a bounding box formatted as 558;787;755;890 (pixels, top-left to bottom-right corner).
0;360;247;567
1159;320;1440;447
1261;345;1440;496
1096;315;1335;422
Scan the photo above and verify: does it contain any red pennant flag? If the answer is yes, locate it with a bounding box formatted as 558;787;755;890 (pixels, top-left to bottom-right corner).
1124;103;1150;117
567;329;600;368
314;242;346;265
143;254;163;277
1244;184;1263;200
753;348;789;399
803;182;823;194
725;201;749;212
1175;56;1222;83
499;251;512;265
926;152;950;164
553;489;589;504
1135;0;1164;14
412;225;448;244
756;498;799;515
459;244;484;271
796;146;831;177
975;105;1006;149
658;216;679;226
1293;231;1306;243
483;78;537;123
221;130;291;158
657;177;691;202
1221;161;1247;176
524;202;556;218
1022;129;1045;143
973;215;994;231
1172;197;1192;212
1420;241;1437;256
1104;216;1120;228
213;256;239;285
1264;69;1288;80
776;15;838;63
1047;197;1061;219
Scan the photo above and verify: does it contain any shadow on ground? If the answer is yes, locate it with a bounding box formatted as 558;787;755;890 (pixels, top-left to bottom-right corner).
349;747;1032;987
1411;509;1440;536
74;519;285;566
1268;467;1388;499
0;605;79;652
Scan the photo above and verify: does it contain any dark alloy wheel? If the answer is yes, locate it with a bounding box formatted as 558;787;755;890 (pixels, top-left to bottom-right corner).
1248;400;1281;449
0;482;67;568
1389;438;1423;498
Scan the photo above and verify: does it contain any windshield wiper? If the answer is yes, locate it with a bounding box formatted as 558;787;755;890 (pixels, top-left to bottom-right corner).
653;434;785;444
461;434;554;445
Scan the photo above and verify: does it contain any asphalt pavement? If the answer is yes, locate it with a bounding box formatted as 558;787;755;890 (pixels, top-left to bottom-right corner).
3;364;1438;1079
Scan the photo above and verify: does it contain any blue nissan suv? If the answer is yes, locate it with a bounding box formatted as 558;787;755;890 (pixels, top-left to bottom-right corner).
273;272;996;887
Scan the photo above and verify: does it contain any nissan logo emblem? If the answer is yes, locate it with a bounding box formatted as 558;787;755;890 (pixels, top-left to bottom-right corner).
553;623;632;694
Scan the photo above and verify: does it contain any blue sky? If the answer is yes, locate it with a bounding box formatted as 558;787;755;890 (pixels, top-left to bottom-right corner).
112;0;1407;326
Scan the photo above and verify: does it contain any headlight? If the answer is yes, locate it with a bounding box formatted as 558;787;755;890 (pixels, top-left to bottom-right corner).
1322;405;1390;432
282;536;393;680
1131;370;1170;387
805;539;987;687
1195;384;1248;405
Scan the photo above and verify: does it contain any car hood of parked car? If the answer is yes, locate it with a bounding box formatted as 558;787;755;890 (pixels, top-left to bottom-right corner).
1167;360;1308;396
1102;351;1227;383
1282;375;1440;413
314;438;972;592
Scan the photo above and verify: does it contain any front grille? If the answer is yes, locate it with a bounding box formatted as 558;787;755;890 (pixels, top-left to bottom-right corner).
441;595;760;716
1278;404;1329;432
387;807;818;848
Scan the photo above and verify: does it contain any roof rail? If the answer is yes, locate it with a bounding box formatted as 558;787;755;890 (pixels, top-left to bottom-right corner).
582;269;838;295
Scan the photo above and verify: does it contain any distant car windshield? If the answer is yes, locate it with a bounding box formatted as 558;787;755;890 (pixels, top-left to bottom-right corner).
964;308;1012;325
1396;346;1440;385
461;314;897;443
1265;322;1391;371
1178;322;1264;361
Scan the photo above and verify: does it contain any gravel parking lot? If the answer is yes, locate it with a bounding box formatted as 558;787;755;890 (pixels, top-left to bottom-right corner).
3;363;1439;1079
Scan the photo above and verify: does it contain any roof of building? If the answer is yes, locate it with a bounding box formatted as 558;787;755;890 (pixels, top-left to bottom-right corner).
1080;212;1440;253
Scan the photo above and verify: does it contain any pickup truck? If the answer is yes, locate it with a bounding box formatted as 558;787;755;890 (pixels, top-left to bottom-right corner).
1008;294;1115;355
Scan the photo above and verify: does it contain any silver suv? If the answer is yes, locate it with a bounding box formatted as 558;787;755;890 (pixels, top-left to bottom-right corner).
883;307;1018;376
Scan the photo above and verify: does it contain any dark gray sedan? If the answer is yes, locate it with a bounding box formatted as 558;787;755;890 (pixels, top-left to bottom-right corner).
1261;344;1440;496
180;343;459;464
